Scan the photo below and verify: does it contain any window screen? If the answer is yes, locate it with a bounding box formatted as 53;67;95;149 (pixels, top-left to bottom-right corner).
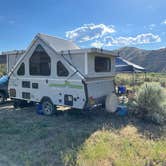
17;63;25;75
57;61;69;77
29;45;51;76
95;57;111;72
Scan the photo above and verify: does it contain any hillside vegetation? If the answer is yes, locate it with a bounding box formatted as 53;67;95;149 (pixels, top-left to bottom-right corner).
0;64;6;76
115;73;166;89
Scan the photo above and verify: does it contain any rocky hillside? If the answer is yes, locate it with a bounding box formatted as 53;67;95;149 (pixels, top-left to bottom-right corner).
113;47;166;72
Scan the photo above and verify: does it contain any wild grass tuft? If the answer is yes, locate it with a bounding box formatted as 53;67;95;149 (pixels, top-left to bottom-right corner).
75;126;166;166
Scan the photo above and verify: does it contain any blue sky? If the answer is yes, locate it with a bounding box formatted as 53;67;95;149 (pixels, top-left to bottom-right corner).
0;0;166;52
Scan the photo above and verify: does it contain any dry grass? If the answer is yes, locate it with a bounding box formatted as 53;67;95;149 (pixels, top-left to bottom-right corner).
115;73;166;89
0;102;165;166
76;127;166;166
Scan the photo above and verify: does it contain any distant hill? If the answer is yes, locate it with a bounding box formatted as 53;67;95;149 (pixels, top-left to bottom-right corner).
112;47;166;72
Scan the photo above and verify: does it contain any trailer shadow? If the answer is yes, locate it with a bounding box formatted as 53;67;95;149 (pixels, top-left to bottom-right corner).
64;108;165;138
0;104;165;166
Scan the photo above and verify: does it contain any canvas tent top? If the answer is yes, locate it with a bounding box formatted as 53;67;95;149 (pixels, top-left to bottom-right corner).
38;33;80;51
37;34;117;56
115;57;145;73
8;33;117;77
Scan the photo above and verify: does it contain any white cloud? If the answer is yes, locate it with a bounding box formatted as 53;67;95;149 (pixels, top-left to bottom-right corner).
66;23;116;42
159;46;166;49
91;41;104;48
161;19;166;25
162;19;166;25
91;33;161;48
66;23;161;48
149;24;156;30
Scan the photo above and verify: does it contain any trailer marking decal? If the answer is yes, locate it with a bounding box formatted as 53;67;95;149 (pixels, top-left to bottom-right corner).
49;83;66;87
49;82;83;89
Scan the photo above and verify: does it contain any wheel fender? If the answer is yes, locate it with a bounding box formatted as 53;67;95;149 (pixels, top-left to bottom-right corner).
40;96;53;104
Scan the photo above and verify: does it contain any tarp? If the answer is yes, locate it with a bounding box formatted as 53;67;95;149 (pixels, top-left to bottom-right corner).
0;75;9;85
115;57;146;73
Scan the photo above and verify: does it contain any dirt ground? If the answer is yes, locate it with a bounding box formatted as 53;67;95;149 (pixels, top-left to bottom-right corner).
0;102;165;166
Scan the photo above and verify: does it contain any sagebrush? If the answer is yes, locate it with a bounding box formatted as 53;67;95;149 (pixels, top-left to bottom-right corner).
128;82;166;124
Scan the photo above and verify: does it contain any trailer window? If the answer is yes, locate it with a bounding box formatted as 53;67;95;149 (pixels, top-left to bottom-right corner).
29;45;51;76
57;61;69;77
95;57;111;72
17;63;25;75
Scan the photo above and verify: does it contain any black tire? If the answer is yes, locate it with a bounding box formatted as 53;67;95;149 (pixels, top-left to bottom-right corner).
41;98;56;116
0;92;5;104
13;99;28;108
13;99;22;108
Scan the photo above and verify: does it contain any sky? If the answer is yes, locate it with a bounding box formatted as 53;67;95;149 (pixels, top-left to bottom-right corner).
0;0;166;52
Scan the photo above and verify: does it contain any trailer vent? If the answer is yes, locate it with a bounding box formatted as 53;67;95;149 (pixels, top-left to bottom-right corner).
22;92;30;99
32;83;38;89
22;81;30;88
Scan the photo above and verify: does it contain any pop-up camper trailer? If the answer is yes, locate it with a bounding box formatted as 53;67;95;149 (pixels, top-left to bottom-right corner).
8;34;117;115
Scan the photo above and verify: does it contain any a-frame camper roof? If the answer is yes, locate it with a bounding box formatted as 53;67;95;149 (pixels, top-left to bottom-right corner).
9;33;116;77
8;33;82;77
38;33;80;51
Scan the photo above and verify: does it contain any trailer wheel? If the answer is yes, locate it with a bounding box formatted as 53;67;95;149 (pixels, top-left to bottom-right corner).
13;99;29;108
13;99;23;108
0;92;5;104
13;99;20;108
41;98;55;116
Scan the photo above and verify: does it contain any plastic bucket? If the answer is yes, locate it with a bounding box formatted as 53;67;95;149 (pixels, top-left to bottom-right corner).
118;85;126;94
36;103;43;115
116;105;128;116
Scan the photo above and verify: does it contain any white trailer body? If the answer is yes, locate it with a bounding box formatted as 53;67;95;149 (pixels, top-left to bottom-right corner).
8;34;116;110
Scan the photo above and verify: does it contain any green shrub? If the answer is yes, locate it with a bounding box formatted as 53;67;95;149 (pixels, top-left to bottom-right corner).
0;64;6;75
128;82;166;125
160;80;166;88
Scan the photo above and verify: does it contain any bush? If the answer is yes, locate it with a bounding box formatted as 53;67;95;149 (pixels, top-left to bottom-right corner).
128;82;166;124
0;64;6;75
160;80;166;88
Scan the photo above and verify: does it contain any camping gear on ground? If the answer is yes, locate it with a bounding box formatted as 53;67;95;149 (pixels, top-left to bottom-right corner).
0;75;9;84
118;85;126;94
36;103;44;115
116;105;128;116
105;93;118;113
118;96;128;104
